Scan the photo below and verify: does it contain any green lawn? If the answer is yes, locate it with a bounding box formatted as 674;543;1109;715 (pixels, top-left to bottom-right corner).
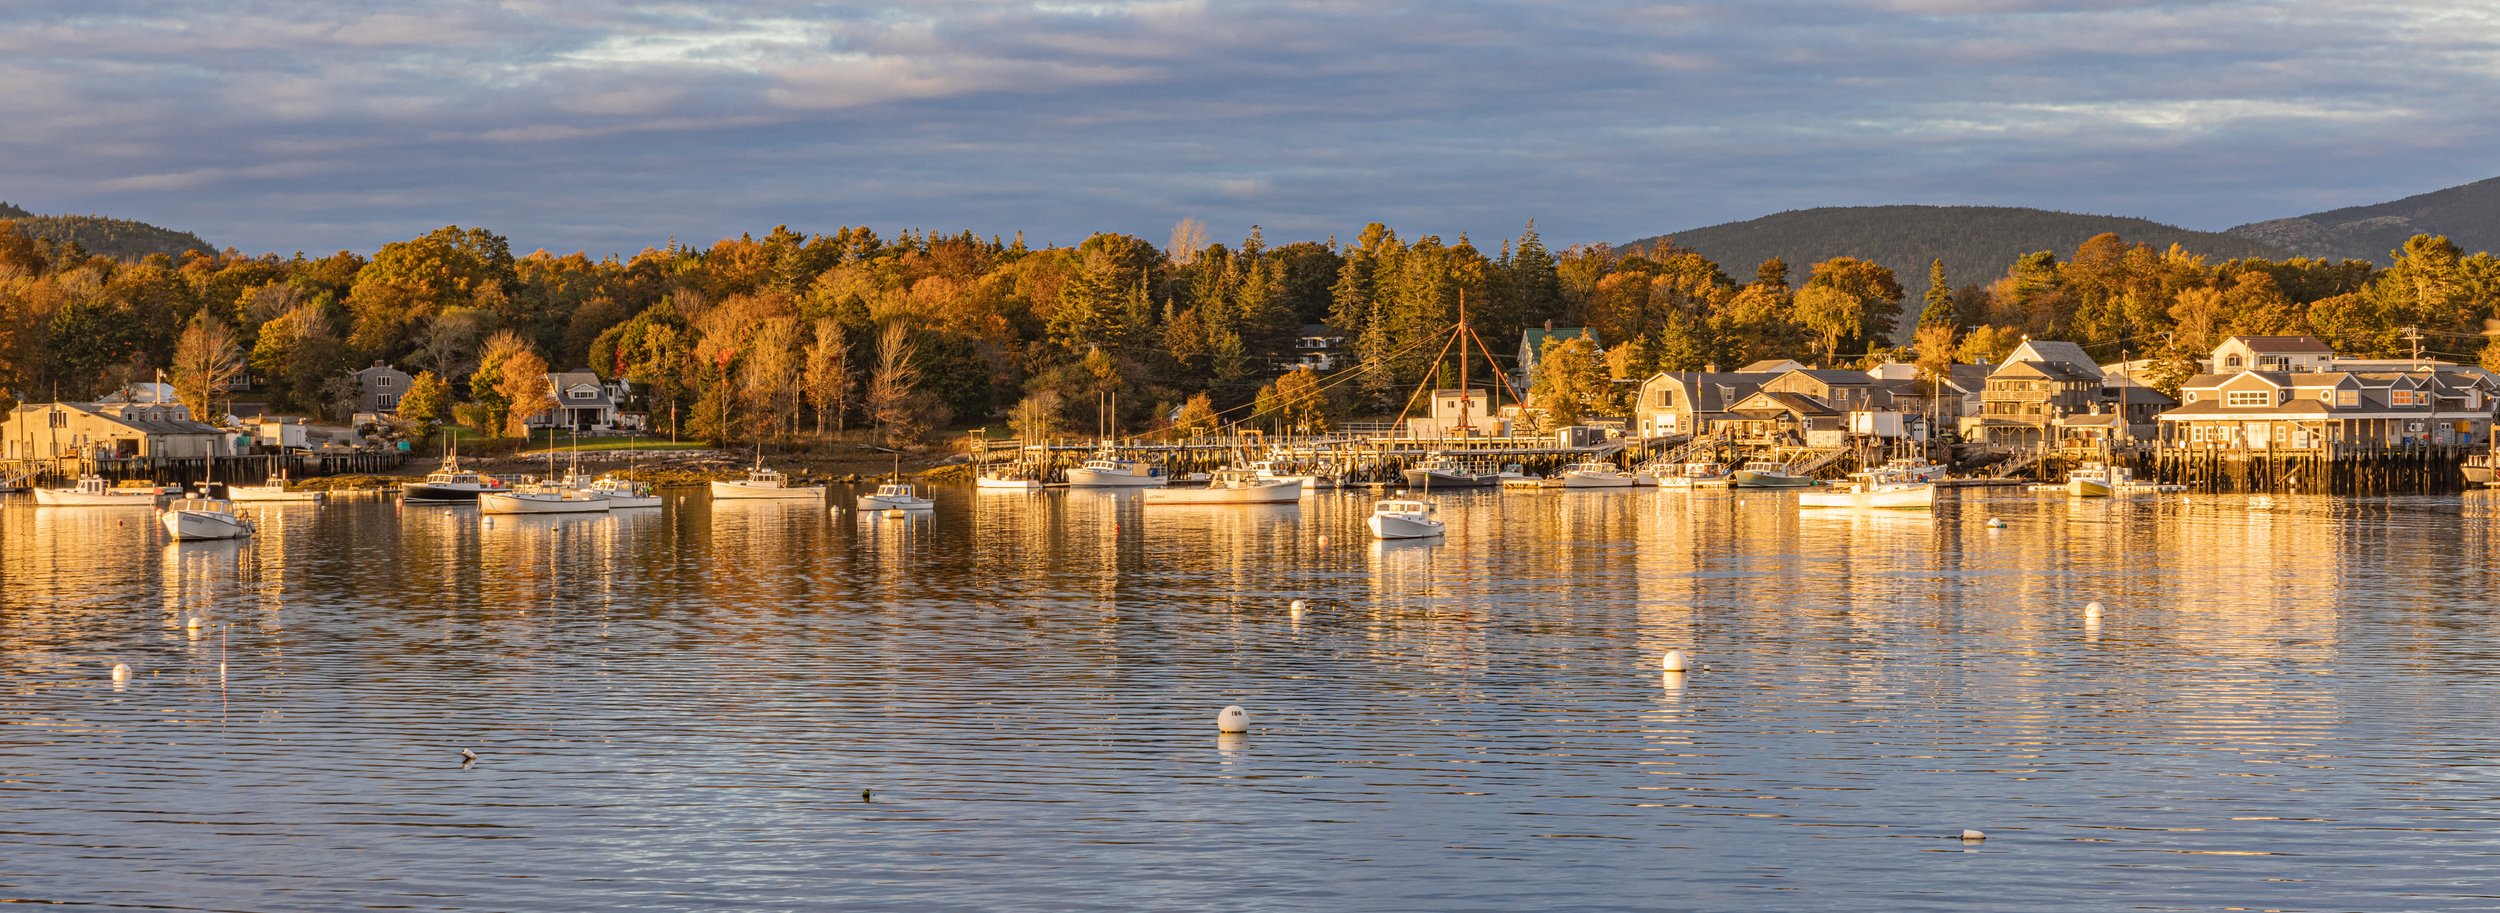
519;433;715;454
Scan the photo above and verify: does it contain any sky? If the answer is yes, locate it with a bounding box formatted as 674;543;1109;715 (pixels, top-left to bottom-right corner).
2;0;2495;257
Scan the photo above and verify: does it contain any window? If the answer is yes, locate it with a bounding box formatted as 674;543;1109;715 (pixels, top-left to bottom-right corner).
48;410;65;428
2226;391;2272;407
2225;355;2243;368
379;394;399;409
2392;390;2413;407
376;375;393;389
2184;392;2198;403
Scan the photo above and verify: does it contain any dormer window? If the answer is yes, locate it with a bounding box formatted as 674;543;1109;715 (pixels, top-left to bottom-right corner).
2226;391;2271;407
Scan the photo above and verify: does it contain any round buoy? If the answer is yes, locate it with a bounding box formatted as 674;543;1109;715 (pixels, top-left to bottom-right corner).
2085;601;2103;619
1960;829;1986;842
1290;599;1307;617
1986;517;2006;529
1216;706;1249;733
111;663;131;683
1316;535;1329;547
1661;650;1689;673
186;615;202;630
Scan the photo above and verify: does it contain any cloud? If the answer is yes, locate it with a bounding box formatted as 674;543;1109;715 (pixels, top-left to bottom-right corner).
0;0;2493;256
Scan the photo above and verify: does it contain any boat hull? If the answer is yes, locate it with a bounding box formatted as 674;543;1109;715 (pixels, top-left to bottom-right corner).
857;495;936;511
1402;468;1498;489
1065;468;1166;488
402;482;492;503
1800;484;1936;509
162;509;254;540
710;481;825;500
1366;513;1445;539
480;492;613;514
975;476;1043;491
1559;470;1638;488
2067;479;2113;498
1730;471;1816;489
591;493;663;509
1142;480;1302;505
229;486;324;503
34;489;160;507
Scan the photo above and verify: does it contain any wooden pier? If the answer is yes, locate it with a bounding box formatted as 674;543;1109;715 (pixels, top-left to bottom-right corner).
1;451;408;488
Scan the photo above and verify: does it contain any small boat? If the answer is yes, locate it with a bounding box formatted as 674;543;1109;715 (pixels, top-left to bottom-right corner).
1402;453;1500;489
481;482;614;515
1557;460;1639;488
857;481;936;511
403;457;506;503
1655;461;1731;489
976;462;1046;491
1879;458;1950;482
1066;453;1168;488
160;486;255;540
1799;469;1936;509
229;470;324;503
2467;452;2495;485
577;473;662;508
1500;473;1551;490
710;465;825;500
1366;498;1445;539
1730;460;1817;489
35;475;166;507
2066;461;2126;498
1141;469;1301;505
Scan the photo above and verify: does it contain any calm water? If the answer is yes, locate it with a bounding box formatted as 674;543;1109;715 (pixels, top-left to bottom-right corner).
5;485;2500;911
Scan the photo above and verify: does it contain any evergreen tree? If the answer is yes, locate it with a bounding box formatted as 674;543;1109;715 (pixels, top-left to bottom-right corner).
1919;259;1957;330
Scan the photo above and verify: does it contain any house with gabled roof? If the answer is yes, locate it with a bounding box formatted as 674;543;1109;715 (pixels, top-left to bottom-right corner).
2208;335;2335;374
526;369;624;432
1517;323;1598;392
1;401;231;461
1633;371;1770;439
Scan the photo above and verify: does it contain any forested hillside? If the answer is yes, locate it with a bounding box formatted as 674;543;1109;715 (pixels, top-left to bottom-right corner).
2230;177;2500;264
1626;205;2290;307
0;201;214;260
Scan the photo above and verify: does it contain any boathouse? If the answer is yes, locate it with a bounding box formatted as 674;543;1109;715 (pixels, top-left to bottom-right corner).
0;401;230;460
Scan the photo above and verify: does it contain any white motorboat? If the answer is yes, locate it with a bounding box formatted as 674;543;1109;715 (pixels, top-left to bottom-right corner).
1799;469;1936;509
1880;458;1949;483
2066;461;2128;498
1558;460;1639;488
229;470;324;503
1141;469;1301;505
975;462;1045;491
1066;454;1168;488
35;476;166;507
1730;460;1817;489
1655;461;1731;489
711;465;825;500
576;473;662;508
481;482;614;515
1403;454;1500;489
857;481;936;511
161;488;255;540
1366;498;1445;539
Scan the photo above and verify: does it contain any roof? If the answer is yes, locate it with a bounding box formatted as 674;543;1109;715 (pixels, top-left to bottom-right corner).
2223;335;2334;355
1645;372;1771;412
1297;323;1343;337
1993;360;2099;383
1520;327;1597;356
1948;364;1992;390
1730;390;1840;417
1789;369;1876;385
1739;358;1808;373
2004;339;2099;374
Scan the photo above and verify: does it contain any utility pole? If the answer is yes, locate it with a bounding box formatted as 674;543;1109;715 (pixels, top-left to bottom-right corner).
2404;326;2424;369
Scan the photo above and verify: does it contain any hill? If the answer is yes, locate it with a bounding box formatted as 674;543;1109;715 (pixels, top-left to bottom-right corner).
0;200;216;260
2227;176;2500;263
1624;205;2289;292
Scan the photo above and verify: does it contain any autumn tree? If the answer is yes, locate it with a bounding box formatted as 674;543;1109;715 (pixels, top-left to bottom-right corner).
1793;257;1903;365
1010;388;1065;444
399;370;451;439
802;318;853;435
1172;392;1220;439
473;329;553;438
169;313;244;424
868;322;937;446
1527;335;1610;427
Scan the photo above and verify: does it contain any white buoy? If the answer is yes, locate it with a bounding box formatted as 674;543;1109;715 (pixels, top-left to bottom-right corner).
1960;829;1986;842
186;615;202;631
1661;650;1689;673
1289;599;1307;617
482;516;494;528
1216;705;1249;733
460;748;477;764
1986;517;2006;529
2085;601;2103;618
111;663;131;683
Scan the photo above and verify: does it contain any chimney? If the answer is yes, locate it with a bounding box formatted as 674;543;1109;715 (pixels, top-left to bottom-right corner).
1544;319;1554;332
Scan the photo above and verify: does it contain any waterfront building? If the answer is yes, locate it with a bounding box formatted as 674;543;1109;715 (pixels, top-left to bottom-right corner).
0;401;230;460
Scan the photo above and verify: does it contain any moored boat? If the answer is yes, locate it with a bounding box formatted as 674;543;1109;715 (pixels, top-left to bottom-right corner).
1557;460;1638;488
710;465;825;500
1656;461;1731;489
1065;454;1168;488
1402;454;1500;489
229;470;324;503
976;461;1046;491
1799;469;1936;509
481;483;614;515
857;481;936;511
35;475;167;507
1141;469;1300;505
160;486;255;540
403;458;506;503
1879;458;1949;483
2066;461;2123;498
1730;461;1817;489
579;473;662;508
1366;498;1445;539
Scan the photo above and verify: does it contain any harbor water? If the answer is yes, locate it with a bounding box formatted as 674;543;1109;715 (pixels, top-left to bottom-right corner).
4;487;2499;911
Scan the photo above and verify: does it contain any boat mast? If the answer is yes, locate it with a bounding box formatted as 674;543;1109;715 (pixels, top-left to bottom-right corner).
1457;290;1471;436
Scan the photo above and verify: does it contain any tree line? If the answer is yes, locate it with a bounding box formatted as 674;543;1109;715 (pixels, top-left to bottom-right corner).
0;216;2492;447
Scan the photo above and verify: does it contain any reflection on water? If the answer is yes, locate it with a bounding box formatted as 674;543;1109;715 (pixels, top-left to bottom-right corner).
4;486;2500;911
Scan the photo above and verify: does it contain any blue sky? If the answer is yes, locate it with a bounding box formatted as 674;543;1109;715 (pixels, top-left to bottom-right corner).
2;1;2493;256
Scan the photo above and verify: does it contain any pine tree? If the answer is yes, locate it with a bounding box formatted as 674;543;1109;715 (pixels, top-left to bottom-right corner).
1919;259;1957;331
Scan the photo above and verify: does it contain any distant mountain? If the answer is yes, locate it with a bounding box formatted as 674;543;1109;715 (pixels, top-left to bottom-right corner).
1624;205;2289;292
2228;176;2500;264
0;200;215;260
